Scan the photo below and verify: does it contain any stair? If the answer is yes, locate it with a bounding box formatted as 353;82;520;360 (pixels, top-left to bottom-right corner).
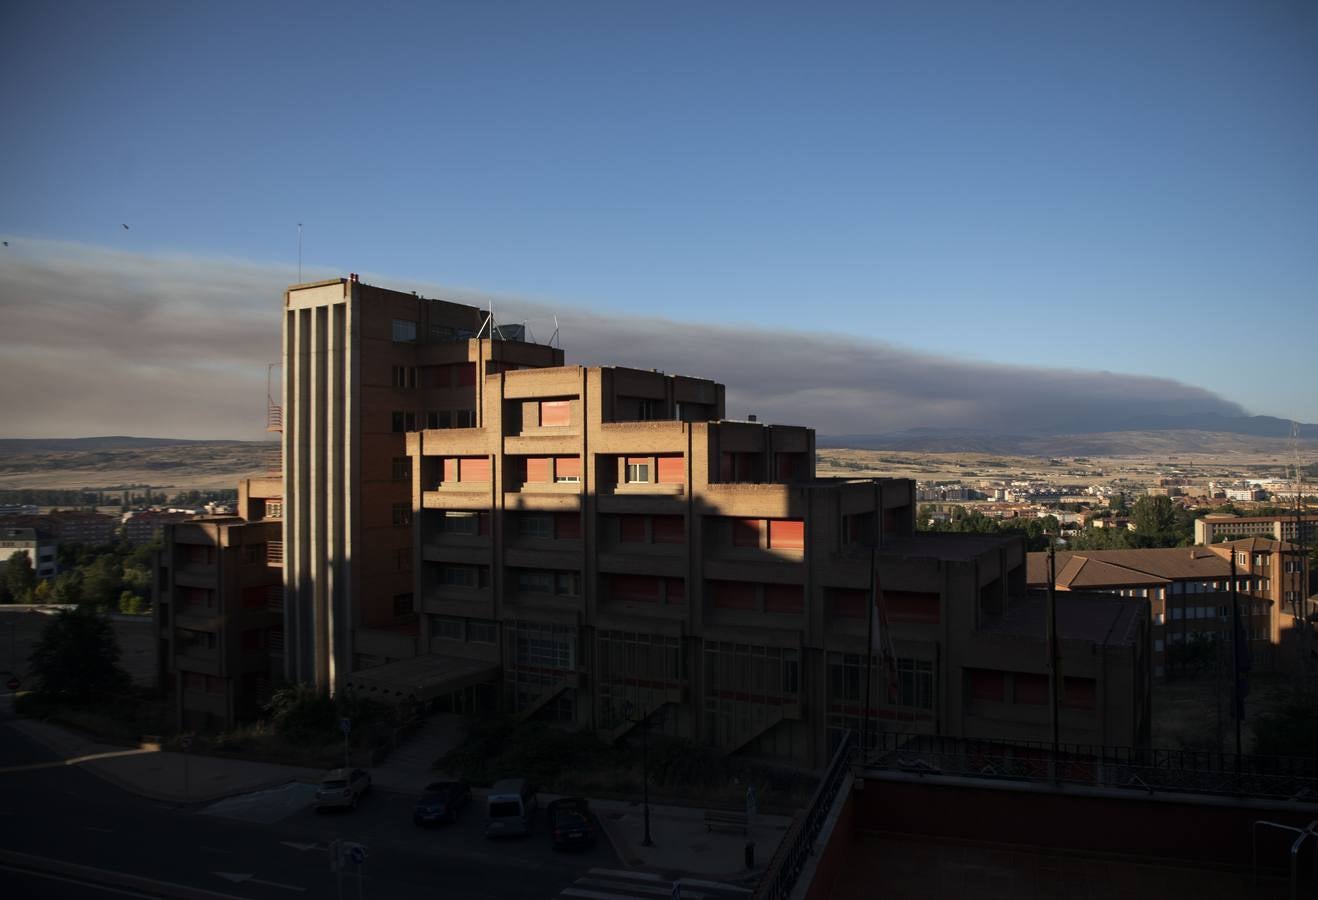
370;713;468;793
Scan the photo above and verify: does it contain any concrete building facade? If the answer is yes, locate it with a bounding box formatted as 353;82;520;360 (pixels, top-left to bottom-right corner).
1195;513;1318;546
385;364;1148;766
281;276;562;694
0;527;57;580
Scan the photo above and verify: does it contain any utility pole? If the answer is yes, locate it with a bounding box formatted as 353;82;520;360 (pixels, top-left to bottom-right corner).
1046;538;1060;780
1230;554;1243;769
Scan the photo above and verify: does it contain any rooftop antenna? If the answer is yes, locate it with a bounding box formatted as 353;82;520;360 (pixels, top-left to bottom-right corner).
475;300;494;339
548;315;562;349
297;223;303;282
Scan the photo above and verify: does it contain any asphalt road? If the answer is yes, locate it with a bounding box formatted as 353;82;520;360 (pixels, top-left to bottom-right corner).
0;724;614;899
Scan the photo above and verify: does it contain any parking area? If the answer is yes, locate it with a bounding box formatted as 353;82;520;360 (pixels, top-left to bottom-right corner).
202;781;622;872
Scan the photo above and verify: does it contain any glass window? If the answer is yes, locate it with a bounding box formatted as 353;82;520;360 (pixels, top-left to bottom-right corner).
626;463;650;483
391;319;417;342
430;616;463;640
518;515;553;539
468;621;497;644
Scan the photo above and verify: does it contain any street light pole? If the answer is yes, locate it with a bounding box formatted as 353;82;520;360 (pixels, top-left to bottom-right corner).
641;709;653;847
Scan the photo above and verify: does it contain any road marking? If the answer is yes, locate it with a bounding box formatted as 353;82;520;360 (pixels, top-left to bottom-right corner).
579;878;707;899
281;840;321;851
678;879;752;893
0;863;159;898
589;868;663;881
0;747;156;775
214;871;307;892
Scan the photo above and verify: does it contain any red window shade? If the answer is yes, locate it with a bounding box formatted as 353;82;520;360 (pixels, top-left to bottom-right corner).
652;515;685;543
626;456;650;466
1062;677;1097;710
764;583;804;613
613;574;660;602
524;457;551;483
733;518;762;548
456;363;476;386
241;586;267;609
619;516;646;542
460;457;490;482
711;580;756;610
1014;673;1048;705
442;458;458;483
554;513;581;539
832;589;867;618
719;452;734;481
967;668;1005;702
540;400;571;427
767;519;805;550
665;578;686;602
555;456;581;479
886;590;940;624
656;455;685;484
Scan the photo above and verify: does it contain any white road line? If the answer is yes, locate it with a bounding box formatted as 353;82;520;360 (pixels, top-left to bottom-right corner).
578;878;707;899
588;868;663;881
678;878;752;893
562;889;647;900
0;864;158;898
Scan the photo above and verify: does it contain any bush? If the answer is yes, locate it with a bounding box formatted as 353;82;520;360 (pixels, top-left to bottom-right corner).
261;684;393;746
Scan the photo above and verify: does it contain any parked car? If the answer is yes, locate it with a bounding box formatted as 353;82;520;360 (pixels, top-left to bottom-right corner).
547;797;598;850
315;768;371;811
484;777;538;838
413;780;470;826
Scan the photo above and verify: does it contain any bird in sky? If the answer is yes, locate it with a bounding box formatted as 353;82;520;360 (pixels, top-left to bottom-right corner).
122;223;129;230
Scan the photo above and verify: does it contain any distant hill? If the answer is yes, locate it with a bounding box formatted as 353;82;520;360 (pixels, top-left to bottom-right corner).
0;436;258;453
819;429;1318;457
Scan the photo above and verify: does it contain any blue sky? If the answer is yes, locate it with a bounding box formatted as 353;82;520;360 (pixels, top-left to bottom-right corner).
3;1;1316;423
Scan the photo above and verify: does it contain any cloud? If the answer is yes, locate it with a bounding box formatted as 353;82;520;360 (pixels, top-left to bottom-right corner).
0;239;1246;440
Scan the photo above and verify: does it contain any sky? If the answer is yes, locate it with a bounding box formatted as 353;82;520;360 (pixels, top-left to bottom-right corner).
1;1;1316;438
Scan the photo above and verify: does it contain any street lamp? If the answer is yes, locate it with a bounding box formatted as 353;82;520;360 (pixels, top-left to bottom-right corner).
621;700;655;847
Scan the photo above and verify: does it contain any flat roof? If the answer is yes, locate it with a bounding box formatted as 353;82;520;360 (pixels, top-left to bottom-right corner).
979;592;1143;646
344;654;499;703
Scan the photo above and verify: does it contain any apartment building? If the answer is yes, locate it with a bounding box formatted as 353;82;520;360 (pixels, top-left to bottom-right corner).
123;510;195;546
281;276;562;694
0;510;118;546
1195;513;1318;546
154;516;285;730
359;364;1148;767
0;527;57;579
1028;539;1310;677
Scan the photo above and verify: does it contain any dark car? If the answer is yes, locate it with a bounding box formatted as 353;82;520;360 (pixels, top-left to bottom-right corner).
547;797;598;850
413;781;471;826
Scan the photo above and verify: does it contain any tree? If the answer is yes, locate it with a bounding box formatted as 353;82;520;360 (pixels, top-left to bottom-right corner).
51;571;84;606
1129;495;1178;547
118;591;145;615
5;550;36;603
81;555;124;609
28;606;130;703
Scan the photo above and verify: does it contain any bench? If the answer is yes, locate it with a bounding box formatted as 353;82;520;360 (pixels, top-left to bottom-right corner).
704;809;749;834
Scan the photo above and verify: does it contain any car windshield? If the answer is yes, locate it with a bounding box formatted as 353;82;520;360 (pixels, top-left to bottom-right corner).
555;810;589;826
489;801;521;817
421;792;447;803
321;780;347;790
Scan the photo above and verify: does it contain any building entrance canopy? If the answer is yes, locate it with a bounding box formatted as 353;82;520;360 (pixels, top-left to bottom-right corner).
343;654;499;704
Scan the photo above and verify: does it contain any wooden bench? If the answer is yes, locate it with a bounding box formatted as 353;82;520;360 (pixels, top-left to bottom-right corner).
704;809;749;834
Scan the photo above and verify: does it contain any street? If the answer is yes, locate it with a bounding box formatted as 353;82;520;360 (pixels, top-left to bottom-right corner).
0;723;613;900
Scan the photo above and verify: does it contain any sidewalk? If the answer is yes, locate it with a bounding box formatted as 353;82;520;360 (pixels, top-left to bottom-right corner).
569;793;793;879
4;719;320;805
371;712;467;793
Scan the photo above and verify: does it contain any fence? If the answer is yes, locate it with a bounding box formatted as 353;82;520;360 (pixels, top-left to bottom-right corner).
752;730;854;900
859;731;1318;801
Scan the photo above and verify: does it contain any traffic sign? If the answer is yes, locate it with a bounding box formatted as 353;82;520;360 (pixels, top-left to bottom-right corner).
339;717;352;735
5;677;18;692
180;734;194;750
349;844;367;865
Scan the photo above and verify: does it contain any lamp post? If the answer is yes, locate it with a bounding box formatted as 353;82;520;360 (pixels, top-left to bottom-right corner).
622;701;654;847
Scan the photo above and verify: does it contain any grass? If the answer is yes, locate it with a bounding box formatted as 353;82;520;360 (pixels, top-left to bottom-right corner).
16;688;171;745
1152;672;1297;754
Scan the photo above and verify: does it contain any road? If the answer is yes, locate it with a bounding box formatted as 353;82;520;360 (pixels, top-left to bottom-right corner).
0;724;615;899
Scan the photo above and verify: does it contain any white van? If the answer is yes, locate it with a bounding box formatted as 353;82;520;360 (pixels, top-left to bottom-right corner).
484;777;537;837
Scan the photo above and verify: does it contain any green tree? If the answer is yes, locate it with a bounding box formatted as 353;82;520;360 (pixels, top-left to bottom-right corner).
1130;495;1178;547
81;555;124;609
118;591;145;615
1253;692;1318;758
28;606;130;703
32;580;53;604
51;571;84;606
5;550;37;603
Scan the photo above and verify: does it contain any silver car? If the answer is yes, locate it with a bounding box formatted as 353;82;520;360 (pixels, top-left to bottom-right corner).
315;767;371;811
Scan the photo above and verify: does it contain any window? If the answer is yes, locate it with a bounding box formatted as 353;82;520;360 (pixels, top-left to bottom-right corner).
767;519;805;550
1014;673;1048;705
710;580;756;610
454;409;476;427
265;500;283;519
391;365;416;388
242;543;264;564
966;668;1005;702
656;455;685;484
517;571;554;594
625;461;650;483
440;565;485;588
437;511;485;535
395;547;412;571
519;515;553;539
555;513;581;540
393;593;413;617
392;503;412;527
391;319;417;342
555;571;581;596
898;658;934;710
392;457;410;481
391;411;416;433
468;621;497;644
619;516;647;542
732;519;761;548
652;515;685;543
764;583;804;614
430;616;463;640
427;409;451;429
540;400;571;427
554;457;581;483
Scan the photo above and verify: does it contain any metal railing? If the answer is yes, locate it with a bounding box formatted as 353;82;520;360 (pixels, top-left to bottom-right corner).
753;730;855;900
858;732;1318;802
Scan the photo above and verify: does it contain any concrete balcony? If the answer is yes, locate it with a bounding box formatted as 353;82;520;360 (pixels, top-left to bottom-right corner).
596;552;687;578
504;546;582;570
423;489;492;510
503;490;581;512
597;492;687;516
703;557;805;584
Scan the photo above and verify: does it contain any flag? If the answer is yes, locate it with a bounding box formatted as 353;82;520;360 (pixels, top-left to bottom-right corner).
871;567;899;704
